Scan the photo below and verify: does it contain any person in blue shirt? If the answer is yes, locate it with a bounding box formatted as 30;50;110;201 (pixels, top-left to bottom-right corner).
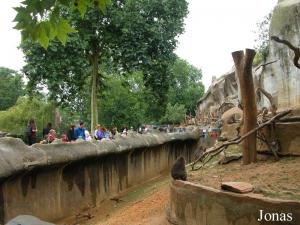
75;121;86;140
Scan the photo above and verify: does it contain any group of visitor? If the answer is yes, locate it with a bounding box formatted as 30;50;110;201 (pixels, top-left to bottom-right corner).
40;122;66;144
67;122;120;141
94;124;115;140
25;119;121;145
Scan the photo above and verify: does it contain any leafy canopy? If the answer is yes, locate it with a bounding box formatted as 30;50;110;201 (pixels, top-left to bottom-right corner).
111;0;188;119
98;71;147;128
253;12;272;65
167;58;204;115
160;103;186;125
0;67;25;111
14;0;111;49
0;96;55;138
21;0;189;122
21;35;89;109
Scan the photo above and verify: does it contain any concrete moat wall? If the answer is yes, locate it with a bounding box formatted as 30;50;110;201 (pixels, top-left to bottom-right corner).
0;128;200;223
168;180;300;225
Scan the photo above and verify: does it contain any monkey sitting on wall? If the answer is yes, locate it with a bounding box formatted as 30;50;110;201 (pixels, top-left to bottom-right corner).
171;156;187;181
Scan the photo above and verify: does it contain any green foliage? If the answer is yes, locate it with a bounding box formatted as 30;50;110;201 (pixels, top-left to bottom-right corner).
14;0;111;49
21;0;189;125
0;67;25;111
160;103;186;125
98;72;147;128
167;58;204;115
59;106;90;133
111;0;188;119
254;12;272;65
0;97;55;138
21;35;89;109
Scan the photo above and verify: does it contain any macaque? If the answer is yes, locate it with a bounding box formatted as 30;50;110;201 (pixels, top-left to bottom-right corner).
171;156;187;181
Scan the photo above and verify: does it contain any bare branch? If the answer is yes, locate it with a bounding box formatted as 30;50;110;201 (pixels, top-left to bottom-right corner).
256;87;277;115
254;60;278;72
271;36;300;69
191;110;291;170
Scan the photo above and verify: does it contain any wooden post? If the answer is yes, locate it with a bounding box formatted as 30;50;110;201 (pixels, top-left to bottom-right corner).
232;49;257;165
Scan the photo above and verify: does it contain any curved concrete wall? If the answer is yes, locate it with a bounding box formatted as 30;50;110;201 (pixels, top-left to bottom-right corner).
168;180;300;225
0;128;200;223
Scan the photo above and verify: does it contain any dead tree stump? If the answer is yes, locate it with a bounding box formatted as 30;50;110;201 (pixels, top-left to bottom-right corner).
232;49;257;165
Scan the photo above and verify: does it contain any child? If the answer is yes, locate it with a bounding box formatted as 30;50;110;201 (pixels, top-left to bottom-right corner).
48;129;57;143
61;133;69;143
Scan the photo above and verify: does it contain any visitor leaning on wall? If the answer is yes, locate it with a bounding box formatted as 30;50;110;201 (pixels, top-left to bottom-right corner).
25;119;38;145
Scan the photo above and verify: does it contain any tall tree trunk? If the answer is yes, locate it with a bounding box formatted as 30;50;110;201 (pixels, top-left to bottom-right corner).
90;54;98;135
54;107;61;131
232;49;257;165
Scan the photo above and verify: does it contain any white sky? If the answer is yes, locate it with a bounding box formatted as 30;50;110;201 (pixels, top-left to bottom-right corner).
175;0;278;89
1;0;278;90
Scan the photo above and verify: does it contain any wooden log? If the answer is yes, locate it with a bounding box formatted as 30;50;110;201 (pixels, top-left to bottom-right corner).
232;49;257;165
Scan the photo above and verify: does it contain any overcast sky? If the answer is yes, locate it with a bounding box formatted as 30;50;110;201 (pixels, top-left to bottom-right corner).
1;0;277;90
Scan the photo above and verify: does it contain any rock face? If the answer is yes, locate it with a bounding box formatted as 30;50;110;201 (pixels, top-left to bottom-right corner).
220;107;243;140
195;69;238;126
196;0;300;122
263;0;300;110
221;182;254;193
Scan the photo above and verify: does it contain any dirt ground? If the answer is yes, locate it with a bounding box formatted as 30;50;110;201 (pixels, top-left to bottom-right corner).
56;148;300;225
189;151;300;201
57;176;170;225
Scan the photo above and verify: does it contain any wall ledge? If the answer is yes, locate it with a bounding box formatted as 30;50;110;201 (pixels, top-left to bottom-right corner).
0;127;200;180
168;180;300;225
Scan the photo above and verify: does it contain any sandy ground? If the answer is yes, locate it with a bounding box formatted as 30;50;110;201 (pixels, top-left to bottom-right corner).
56;148;300;225
189;154;300;201
57;176;170;225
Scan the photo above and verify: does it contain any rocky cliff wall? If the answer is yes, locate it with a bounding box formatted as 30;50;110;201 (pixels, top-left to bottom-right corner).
196;0;300;122
262;0;300;110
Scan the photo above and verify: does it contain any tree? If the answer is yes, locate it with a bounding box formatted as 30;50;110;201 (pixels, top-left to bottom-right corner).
22;0;188;131
0;96;55;140
232;49;257;165
160;103;186;125
14;0;111;49
167;58;204;115
0;67;25;111
108;0;188;120
98;71;147;128
253;12;272;65
21;35;89;109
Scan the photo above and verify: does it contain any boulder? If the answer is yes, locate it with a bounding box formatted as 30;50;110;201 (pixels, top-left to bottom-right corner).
220;107;243;140
221;182;254;193
5;215;55;225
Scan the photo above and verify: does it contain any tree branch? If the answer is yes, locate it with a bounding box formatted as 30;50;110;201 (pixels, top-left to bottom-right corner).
232;51;244;69
191;110;291;170
271;36;300;69
254;60;278;72
256;87;277;115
